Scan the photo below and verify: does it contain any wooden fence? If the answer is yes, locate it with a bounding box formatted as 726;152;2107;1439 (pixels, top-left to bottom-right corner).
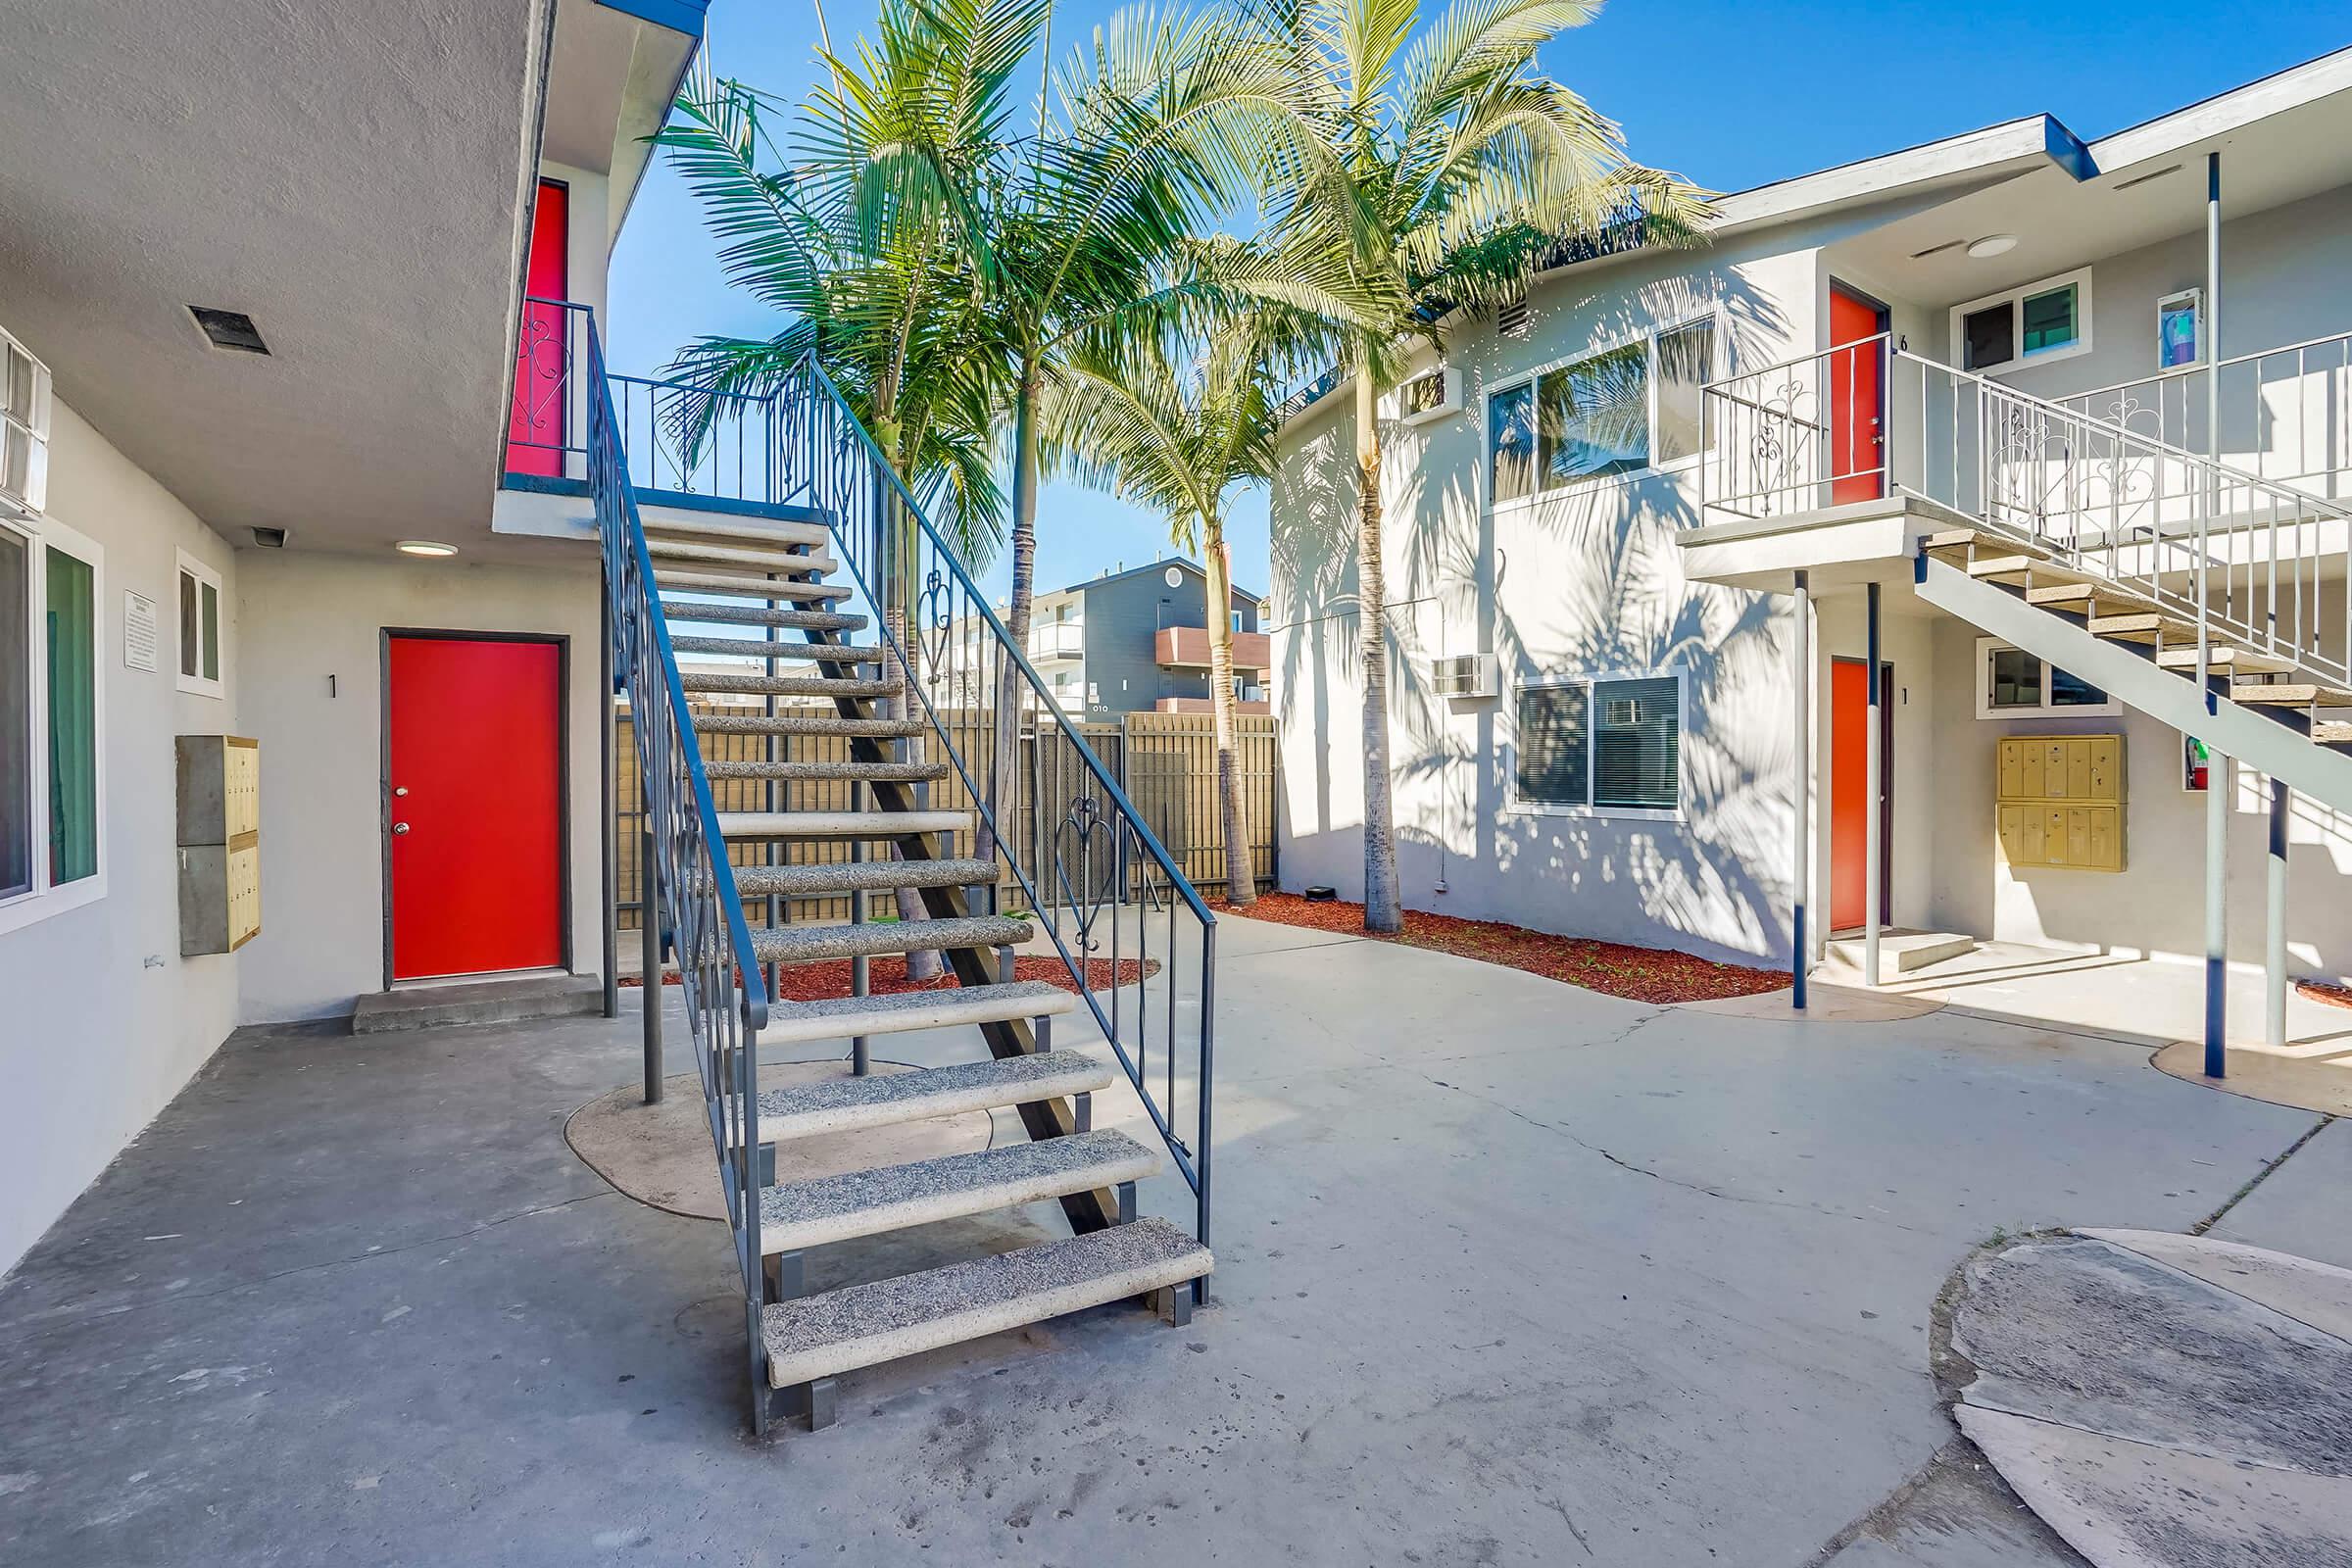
615;703;1278;929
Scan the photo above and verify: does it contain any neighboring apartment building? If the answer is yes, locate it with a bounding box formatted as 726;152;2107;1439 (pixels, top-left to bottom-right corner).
0;0;702;1273
1271;51;2352;1004
937;557;1268;718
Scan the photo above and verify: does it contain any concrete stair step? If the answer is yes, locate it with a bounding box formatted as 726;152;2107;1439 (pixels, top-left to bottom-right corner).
2313;721;2352;745
660;600;865;631
757;1050;1106;1143
652;568;848;602
748;912;1027;965
761;1217;1211;1390
756;1128;1156;1255
2088;610;2199;646
695;712;927;739
668;634;887;663
646;539;837;575
351;972;602;1034
2024;580;2160;616
642;515;831;550
719;808;971;840
2231;681;2352;708
734;856;996;897
704;758;949;784
759;980;1077;1048
1924;528;2053;564
1825;928;1977;981
1968;554;2089;585
676;670;898;699
2156;645;2300;676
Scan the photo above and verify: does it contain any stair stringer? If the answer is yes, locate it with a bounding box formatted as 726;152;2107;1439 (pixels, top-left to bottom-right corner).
1918;557;2352;814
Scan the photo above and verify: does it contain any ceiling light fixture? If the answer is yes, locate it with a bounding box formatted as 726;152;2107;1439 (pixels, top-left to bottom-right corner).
1966;234;2020;260
396;539;457;558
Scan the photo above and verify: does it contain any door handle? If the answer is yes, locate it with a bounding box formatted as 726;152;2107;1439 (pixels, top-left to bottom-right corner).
392;822;411;835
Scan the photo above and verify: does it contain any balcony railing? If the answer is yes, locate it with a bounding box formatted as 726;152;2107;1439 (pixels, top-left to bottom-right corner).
506;297;777;506
1700;334;2352;684
1028;622;1085;661
1154;625;1270;669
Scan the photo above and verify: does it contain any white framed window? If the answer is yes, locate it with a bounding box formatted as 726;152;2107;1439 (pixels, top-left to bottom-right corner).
1230;610;1245;633
0;514;107;935
1974;637;2118;718
1486;316;1717;507
1952;268;2092;374
175;548;223;698
1509;670;1684;818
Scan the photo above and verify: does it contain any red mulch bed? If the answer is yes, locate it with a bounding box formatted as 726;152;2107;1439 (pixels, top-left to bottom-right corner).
620;955;1156;998
2298;979;2352;1011
1214;892;1786;1004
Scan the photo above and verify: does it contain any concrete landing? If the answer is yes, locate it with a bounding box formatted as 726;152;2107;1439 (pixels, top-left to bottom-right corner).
1826;929;1978;981
352;971;603;1033
1948;1230;2352;1567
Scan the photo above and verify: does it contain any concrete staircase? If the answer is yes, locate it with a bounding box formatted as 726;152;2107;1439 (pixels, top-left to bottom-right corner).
639;514;1212;1431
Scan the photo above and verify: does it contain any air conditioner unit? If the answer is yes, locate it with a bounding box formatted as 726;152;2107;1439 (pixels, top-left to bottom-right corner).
1395;366;1460;426
1430;653;1496;699
0;325;52;520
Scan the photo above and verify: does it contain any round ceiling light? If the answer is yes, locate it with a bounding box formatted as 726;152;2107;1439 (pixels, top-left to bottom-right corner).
396;539;458;558
1966;234;2019;260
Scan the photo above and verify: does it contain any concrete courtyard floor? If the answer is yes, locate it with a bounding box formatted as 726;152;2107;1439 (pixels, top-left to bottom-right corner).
1;910;2342;1566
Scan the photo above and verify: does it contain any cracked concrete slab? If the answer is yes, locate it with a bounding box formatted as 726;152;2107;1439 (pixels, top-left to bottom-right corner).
2210;1116;2352;1270
1949;1232;2352;1568
1956;1406;2352;1568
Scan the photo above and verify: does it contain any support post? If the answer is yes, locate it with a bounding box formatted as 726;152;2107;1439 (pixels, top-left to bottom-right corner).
850;778;869;1077
1791;570;1811;1010
2202;148;2229;1080
2268;777;2289;1052
600;560;618;1020
1864;581;1883;989
640;819;662;1103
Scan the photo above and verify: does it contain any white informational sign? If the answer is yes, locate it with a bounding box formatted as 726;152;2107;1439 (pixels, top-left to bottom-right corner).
123;590;159;672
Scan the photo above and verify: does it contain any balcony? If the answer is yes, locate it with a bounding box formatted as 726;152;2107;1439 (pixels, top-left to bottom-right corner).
1027;622;1085;662
1155;625;1269;669
1154;695;1270;714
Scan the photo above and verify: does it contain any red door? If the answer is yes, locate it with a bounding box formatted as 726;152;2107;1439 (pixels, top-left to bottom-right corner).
1829;287;1884;505
388;636;564;980
506;178;569;477
1830;659;1891;931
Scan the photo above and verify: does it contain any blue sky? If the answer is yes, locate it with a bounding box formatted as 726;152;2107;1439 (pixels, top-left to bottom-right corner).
609;0;2352;605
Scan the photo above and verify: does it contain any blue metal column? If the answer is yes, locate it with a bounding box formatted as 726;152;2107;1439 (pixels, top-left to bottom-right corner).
2268;778;2289;1050
1791;569;1811;1009
2201;149;2229;1079
1864;581;1883;988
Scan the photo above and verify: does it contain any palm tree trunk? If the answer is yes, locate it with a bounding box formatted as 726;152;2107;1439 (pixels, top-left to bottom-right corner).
1203;525;1253;906
977;362;1041;916
1354;363;1401;933
883;463;945;983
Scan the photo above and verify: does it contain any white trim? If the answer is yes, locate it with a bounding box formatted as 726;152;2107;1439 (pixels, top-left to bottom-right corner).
174;547;224;699
1481;312;1720;514
1950;267;2094;375
1973;635;2123;719
0;514;109;936
1504;666;1688;822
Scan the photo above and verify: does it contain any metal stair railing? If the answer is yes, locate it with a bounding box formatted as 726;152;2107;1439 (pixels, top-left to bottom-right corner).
769;352;1217;1286
579;306;771;1423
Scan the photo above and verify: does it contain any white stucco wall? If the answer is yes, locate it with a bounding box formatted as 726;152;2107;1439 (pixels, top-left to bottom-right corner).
233;548;607;1023
1273;233;1828;966
0;400;241;1274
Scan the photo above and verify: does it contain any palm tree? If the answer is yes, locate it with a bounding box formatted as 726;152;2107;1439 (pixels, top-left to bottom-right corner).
1043;323;1288;905
1269;0;1709;932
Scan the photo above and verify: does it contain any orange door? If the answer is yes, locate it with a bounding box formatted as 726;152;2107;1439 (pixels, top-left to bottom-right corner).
1830;659;1891;931
1829;287;1884;505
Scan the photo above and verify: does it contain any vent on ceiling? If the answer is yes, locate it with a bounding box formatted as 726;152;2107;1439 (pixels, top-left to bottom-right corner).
189;307;269;355
252;527;287;548
1496;297;1530;338
2112;163;2184;193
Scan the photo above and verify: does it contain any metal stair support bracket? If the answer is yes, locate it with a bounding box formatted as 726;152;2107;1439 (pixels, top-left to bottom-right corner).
1916;557;2352;811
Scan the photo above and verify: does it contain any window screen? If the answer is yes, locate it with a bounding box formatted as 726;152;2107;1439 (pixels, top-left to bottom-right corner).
1515;685;1589;806
2021;285;2078;355
1963;304;2014;370
0;530;28;899
1539;342;1649;484
45;545;96;884
1592;676;1680;809
1653;321;1713;463
1490;381;1536;503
